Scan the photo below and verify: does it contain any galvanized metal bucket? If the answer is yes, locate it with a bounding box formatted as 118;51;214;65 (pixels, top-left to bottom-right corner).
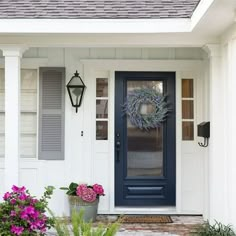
69;196;99;222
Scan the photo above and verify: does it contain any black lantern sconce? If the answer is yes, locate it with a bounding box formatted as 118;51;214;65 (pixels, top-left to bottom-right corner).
67;70;86;113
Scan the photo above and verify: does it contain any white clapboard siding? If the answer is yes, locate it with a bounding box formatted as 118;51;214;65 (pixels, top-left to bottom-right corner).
39;68;65;160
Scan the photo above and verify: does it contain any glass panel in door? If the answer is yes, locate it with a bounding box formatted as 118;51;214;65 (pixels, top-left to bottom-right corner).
126;81;163;177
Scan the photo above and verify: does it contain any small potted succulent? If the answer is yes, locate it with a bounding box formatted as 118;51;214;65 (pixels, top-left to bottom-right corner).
60;182;104;222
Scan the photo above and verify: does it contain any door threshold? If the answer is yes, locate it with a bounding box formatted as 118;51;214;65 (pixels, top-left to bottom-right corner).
113;206;177;215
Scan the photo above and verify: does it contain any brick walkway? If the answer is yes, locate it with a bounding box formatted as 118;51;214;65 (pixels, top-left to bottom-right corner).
47;215;203;235
104;216;203;236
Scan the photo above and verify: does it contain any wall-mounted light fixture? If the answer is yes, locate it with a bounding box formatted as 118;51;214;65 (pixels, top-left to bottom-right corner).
197;121;210;147
66;70;86;113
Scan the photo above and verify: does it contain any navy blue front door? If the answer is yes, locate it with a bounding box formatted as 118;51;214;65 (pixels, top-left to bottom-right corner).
115;72;176;206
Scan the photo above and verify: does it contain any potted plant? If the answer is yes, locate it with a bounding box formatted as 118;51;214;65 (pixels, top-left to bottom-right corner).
60;182;104;222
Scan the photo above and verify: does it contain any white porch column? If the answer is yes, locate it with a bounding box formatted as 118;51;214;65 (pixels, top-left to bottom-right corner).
203;44;226;223
1;46;26;191
226;38;236;227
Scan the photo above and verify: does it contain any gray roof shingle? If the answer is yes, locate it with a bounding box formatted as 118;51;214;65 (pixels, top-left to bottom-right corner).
0;0;200;19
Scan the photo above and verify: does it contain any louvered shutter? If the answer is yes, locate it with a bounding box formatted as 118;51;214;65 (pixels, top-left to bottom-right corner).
39;68;65;160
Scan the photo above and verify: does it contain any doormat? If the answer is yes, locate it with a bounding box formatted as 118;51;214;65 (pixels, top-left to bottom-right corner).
120;215;173;224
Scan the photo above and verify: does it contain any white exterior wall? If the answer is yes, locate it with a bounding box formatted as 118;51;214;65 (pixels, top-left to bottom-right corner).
203;23;236;228
0;47;206;216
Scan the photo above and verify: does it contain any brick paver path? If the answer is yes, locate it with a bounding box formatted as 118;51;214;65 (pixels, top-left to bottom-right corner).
47;215;203;236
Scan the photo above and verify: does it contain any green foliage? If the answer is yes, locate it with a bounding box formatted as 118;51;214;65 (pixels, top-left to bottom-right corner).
60;182;79;196
192;220;236;236
51;209;120;236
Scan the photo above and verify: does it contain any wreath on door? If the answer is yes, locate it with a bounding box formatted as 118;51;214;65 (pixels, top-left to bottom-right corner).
123;88;171;130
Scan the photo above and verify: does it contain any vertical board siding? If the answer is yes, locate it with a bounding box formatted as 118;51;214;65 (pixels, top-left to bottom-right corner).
39;68;65;160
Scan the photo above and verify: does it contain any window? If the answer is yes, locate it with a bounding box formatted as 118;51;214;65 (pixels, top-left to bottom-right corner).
96;78;108;140
0;69;38;158
182;79;194;140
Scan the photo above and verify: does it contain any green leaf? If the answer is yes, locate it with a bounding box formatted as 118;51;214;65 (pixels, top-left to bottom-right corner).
60;187;69;191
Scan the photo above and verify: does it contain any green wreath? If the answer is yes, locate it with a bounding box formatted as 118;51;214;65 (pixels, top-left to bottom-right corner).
123;88;171;130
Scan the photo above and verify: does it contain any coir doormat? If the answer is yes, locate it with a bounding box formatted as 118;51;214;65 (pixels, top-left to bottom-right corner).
120;215;173;224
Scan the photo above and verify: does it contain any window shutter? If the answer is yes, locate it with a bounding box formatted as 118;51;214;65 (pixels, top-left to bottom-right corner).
39;68;65;160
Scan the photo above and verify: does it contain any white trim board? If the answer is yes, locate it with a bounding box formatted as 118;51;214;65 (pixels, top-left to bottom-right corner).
81;59;203;71
0;58;48;69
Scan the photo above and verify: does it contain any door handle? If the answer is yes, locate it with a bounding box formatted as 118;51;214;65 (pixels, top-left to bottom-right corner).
116;140;121;162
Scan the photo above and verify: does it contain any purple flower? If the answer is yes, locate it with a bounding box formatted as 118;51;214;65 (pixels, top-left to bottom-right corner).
24;206;35;215
18;193;27;201
20;211;29;220
3;192;11;200
12;185;26;193
11;225;24;235
10;199;16;204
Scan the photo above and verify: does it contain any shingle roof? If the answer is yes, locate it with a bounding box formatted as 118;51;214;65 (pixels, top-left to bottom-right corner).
0;0;200;19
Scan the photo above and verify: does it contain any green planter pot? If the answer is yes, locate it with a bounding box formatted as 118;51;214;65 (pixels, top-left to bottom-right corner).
69;196;99;222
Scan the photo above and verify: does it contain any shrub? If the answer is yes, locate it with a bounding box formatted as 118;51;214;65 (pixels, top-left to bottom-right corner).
0;185;55;236
192;220;236;236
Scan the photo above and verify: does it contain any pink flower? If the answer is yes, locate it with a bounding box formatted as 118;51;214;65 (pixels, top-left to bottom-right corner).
18;193;27;201
20;211;29;220
10;199;16;204
24;206;35;214
76;184;87;197
11;225;24;235
93;184;104;195
12;185;26;193
81;188;97;202
3;192;11;200
10;210;17;217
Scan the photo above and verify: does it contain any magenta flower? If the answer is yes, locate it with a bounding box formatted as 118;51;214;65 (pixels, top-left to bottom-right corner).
12;185;26;193
24;206;35;214
3;192;11;200
81;187;97;202
10;199;16;204
11;225;24;235
19;193;27;201
93;184;104;195
20;211;29;220
1;185;54;235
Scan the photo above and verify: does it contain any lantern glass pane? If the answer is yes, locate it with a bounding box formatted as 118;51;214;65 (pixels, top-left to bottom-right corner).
69;87;82;106
69;76;84;86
